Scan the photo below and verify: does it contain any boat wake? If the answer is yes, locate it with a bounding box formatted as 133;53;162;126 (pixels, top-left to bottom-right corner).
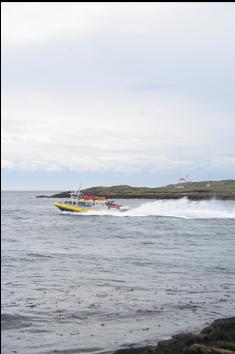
62;198;235;219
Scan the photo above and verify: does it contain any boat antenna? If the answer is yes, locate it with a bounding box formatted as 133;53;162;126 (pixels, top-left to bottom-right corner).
207;149;211;182
79;182;82;196
178;148;182;183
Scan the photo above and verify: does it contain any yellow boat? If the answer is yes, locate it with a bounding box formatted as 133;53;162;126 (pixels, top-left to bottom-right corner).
53;191;128;213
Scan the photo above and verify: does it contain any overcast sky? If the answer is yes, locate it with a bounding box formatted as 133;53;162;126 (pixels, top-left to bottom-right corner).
2;2;235;190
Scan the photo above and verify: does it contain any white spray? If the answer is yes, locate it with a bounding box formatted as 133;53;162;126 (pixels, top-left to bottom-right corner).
63;198;235;219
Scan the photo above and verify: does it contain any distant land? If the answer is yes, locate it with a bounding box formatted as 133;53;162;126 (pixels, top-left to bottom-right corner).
37;180;235;200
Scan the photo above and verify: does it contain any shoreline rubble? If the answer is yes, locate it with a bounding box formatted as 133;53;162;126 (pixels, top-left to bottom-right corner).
113;317;235;354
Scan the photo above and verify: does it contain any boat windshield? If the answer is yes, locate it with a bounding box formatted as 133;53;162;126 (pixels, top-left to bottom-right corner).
106;200;114;205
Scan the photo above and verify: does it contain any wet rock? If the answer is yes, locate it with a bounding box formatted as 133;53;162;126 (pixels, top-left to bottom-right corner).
156;333;200;354
200;318;235;343
113;317;235;354
185;343;235;353
114;348;152;354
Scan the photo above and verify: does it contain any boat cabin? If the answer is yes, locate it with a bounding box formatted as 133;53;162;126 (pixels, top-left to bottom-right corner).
63;198;115;208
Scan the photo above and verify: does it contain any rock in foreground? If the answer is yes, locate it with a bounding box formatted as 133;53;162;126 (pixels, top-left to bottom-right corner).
113;317;235;354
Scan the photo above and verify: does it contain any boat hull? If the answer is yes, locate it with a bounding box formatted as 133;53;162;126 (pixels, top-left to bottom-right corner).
53;202;90;213
53;202;129;213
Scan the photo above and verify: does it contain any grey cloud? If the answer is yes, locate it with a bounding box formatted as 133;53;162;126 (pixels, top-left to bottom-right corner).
2;3;235;177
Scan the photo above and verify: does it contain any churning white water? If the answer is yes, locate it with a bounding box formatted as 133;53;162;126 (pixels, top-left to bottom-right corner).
71;198;235;219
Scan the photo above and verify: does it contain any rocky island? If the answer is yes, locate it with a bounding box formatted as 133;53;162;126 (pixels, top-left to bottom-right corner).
37;180;235;200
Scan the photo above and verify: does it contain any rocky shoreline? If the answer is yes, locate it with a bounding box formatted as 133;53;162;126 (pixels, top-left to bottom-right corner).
113;317;235;354
35;180;235;200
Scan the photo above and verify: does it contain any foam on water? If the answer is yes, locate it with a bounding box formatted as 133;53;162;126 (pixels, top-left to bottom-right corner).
63;197;235;219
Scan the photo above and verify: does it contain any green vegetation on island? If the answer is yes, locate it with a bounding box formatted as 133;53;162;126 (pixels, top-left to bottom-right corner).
41;180;235;200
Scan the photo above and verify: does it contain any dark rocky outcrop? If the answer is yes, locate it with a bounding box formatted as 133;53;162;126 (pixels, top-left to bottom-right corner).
35;195;49;198
113;317;235;354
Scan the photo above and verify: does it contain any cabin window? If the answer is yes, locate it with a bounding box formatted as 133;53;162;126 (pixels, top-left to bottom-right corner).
73;202;76;205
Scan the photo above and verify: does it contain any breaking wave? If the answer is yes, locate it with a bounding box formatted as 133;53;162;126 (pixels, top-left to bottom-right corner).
63;198;235;219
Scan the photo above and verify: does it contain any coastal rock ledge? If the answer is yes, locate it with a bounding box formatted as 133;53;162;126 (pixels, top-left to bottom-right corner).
114;317;235;354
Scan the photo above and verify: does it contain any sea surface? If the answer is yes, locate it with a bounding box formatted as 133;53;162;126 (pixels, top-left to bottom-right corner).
1;191;235;354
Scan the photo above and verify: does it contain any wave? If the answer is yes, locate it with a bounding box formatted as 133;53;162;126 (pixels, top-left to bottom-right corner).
62;198;235;219
124;198;235;219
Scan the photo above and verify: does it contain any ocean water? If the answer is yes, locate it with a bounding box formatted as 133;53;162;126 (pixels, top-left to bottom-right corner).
1;191;235;354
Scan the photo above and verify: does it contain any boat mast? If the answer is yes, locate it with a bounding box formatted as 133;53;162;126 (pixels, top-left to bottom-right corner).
178;149;182;183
